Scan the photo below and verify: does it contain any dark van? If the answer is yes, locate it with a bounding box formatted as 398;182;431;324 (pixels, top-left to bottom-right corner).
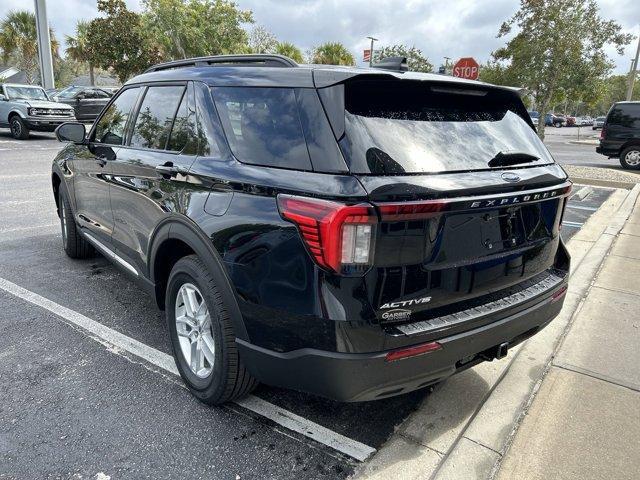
597;101;640;169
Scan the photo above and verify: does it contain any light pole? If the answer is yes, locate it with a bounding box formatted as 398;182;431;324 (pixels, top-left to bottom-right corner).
34;0;55;89
367;36;378;67
627;28;640;101
443;56;451;74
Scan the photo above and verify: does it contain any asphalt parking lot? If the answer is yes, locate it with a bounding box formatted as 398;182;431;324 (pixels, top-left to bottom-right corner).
0;131;616;479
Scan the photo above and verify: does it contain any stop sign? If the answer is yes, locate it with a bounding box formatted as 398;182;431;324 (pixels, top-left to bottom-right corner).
453;57;479;80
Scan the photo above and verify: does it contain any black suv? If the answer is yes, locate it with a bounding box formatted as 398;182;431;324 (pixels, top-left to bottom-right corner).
51;54;571;404
596;101;640;169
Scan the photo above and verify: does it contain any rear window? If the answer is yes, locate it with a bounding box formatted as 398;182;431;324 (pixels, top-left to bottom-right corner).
608;104;640;128
339;81;554;174
211;87;312;170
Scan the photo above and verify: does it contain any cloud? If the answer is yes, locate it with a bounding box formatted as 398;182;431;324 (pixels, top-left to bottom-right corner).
0;0;637;73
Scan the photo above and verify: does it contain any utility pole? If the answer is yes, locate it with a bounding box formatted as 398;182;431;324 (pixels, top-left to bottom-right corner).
34;0;55;89
444;56;451;74
626;27;640;101
366;36;378;67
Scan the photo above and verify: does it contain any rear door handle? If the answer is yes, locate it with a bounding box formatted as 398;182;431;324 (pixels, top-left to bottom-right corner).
155;163;188;178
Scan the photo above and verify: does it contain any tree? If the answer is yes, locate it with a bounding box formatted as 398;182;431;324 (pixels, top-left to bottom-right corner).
373;45;433;73
87;0;161;82
275;42;304;63
311;42;354;66
249;25;277;54
65;21;96;86
593;74;640;114
0;10;59;84
491;0;632;139
142;0;253;60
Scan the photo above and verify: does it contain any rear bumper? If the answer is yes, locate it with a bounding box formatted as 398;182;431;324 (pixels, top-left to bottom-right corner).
237;283;567;402
596;141;622;158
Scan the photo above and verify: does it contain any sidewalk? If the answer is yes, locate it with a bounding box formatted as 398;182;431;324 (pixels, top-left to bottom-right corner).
495;195;640;480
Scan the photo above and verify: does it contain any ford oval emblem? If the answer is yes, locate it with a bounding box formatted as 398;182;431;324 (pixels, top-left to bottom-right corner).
501;172;521;183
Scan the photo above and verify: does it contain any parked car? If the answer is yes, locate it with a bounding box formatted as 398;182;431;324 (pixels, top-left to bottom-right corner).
51;54;570;404
0;83;76;139
565;115;576;127
528;110;540;126
592;116;606;129
545;113;565;127
596;101;640;169
578;116;593;126
52;86;113;122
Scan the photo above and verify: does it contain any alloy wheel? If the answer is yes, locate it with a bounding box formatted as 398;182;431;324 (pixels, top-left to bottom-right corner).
625;150;640;167
11;119;21;138
175;283;215;378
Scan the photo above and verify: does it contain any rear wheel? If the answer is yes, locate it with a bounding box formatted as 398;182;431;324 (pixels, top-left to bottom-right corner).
166;255;257;404
10;115;29;140
59;189;94;258
619;146;640;170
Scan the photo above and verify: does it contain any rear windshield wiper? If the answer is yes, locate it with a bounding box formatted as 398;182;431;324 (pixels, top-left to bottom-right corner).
488;151;540;168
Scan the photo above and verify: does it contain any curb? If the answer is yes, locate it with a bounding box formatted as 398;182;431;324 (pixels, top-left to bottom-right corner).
353;184;640;480
568;140;599;145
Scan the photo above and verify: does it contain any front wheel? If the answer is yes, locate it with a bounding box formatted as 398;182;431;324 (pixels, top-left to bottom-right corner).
59;189;94;258
10;116;29;140
620;146;640;170
166;255;257;404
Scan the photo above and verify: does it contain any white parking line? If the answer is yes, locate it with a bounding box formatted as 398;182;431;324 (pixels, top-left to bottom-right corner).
0;276;376;462
562;220;585;228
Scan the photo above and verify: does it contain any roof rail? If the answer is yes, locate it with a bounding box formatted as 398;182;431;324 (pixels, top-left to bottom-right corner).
144;54;298;73
371;56;408;73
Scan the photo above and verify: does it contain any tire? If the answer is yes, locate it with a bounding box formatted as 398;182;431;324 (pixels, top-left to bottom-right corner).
59;189;94;258
166;255;257;404
10;115;29;140
619;146;640;170
554;122;562;128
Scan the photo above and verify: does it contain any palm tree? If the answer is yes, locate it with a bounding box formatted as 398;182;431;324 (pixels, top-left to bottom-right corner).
311;42;355;66
0;10;59;84
66;21;94;85
275;42;304;64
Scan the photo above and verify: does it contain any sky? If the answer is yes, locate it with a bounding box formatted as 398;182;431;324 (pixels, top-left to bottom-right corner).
1;0;639;74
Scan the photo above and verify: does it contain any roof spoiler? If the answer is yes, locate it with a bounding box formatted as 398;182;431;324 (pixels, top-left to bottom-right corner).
371;56;408;72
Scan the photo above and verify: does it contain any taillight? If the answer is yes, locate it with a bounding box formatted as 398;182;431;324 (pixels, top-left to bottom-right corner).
600;126;606;139
277;195;377;274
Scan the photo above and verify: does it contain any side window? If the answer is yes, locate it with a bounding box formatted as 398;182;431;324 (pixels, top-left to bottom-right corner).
211;87;312;170
93;87;140;145
167;91;196;153
129;85;185;150
94;89;111;99
609;105;640;129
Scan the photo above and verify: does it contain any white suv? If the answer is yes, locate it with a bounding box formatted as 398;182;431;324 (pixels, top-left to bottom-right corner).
0;83;75;139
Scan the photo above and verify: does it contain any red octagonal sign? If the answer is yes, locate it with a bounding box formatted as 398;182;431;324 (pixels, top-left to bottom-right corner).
453;57;479;80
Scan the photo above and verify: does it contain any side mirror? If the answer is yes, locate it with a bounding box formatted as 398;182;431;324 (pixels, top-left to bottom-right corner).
56;122;86;144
